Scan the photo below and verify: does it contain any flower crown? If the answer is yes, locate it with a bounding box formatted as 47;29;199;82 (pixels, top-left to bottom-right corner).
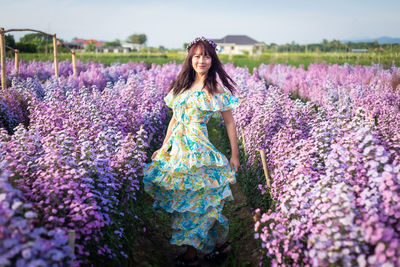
186;36;218;54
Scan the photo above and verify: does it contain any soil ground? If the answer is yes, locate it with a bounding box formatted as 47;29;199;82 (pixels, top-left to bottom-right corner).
131;117;264;267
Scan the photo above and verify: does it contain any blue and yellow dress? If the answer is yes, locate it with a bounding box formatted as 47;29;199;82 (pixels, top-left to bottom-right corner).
143;88;240;253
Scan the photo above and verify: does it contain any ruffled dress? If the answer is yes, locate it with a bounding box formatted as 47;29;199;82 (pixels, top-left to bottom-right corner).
143;88;240;253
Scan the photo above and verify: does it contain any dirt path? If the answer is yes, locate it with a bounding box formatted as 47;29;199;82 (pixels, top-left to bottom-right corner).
131;117;263;266
131;182;262;267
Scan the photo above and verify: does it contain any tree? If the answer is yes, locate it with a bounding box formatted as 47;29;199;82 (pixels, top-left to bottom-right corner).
322;38;329;52
104;39;121;47
5;34;15;48
127;34;147;44
20;33;48;46
15;43;37;53
85;41;96;52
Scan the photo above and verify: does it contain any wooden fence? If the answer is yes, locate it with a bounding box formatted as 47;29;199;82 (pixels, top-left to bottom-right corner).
0;27;79;90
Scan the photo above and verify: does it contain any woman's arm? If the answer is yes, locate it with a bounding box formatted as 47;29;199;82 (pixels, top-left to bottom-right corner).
162;115;176;146
151;115;176;160
220;109;240;172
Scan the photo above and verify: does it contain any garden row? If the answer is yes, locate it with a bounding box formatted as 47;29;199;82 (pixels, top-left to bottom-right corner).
1;59;399;266
228;62;400;266
0;61;181;266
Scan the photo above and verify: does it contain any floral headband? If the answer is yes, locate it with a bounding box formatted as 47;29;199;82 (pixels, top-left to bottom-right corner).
186;36;218;54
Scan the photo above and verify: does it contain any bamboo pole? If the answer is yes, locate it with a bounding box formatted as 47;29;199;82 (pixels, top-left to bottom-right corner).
0;28;6;90
71;49;77;76
53;34;58;77
241;128;246;151
259;149;271;187
148;132;154;143
14;49;19;74
253;209;261;222
68;229;75;266
68;229;75;254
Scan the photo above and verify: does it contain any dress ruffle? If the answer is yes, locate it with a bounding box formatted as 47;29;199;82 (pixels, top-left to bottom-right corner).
164;89;240;111
144;160;236;191
170;204;229;253
145;178;234;214
154;138;234;174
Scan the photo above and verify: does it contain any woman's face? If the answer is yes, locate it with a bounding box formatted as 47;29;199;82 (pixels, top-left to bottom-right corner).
191;47;212;75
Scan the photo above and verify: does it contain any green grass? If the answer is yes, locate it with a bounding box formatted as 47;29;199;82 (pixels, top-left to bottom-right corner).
207;116;272;266
8;51;400;71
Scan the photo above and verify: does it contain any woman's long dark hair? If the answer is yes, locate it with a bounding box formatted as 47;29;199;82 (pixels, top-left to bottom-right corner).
167;40;237;96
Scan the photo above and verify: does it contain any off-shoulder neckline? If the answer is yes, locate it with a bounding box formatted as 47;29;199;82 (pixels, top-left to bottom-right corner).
183;90;228;95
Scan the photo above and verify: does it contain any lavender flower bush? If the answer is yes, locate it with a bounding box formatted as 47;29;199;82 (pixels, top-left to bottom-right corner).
0;160;74;266
1;60;180;265
2;59;399;266
230;63;400;266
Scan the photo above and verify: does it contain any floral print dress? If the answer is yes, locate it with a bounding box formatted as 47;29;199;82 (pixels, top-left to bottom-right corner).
143;88;240;253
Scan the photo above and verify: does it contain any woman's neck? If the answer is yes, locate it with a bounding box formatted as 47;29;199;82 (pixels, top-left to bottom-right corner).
195;73;207;83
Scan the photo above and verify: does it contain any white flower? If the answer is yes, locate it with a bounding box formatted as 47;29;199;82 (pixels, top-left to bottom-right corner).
24;211;37;219
12;200;22;210
357;255;367;267
22;248;32;259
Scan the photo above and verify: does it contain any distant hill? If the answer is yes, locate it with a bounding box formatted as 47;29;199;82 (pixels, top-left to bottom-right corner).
341;36;400;44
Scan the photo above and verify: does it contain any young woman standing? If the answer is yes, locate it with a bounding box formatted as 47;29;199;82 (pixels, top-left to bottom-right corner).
143;36;240;266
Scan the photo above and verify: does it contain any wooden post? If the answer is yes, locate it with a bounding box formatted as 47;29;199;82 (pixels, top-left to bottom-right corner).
0;27;6;90
68;229;75;254
71;49;77;76
148;132;154;143
241;129;246;151
53;34;59;77
14;49;19;74
259;149;271;187
253;209;261;222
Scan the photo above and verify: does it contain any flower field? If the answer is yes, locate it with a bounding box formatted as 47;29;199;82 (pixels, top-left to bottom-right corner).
229;63;400;266
1;59;181;265
1;59;400;266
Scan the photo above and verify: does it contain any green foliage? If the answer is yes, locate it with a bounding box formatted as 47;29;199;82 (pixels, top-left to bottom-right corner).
85;42;96;52
15;32;64;53
104;39;121;47
10;50;400;72
15;42;37;53
19;33;48;46
127;34;147;44
5;34;15;48
260;39;400;53
237;153;273;213
158;45;166;52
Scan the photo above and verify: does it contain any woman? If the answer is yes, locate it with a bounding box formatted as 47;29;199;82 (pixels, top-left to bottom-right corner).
143;36;240;267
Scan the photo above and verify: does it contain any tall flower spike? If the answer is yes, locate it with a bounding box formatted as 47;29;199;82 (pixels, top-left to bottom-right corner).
186;36;218;54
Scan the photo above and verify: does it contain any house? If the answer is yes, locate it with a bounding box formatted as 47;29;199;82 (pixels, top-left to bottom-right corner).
66;38;146;53
351;48;369;53
211;35;264;55
102;46;131;53
66;38;104;51
121;42;146;52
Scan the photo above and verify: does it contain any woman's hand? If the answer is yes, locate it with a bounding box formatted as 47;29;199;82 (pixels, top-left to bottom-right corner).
230;155;240;173
151;148;161;160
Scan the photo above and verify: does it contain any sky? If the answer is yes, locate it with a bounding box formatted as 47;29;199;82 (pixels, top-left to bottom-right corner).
1;0;399;49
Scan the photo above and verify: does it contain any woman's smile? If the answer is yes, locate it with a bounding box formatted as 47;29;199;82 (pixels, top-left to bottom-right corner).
192;47;212;74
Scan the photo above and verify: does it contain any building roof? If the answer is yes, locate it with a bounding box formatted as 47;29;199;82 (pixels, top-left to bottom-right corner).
83;39;104;47
71;38;104;47
211;35;261;45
